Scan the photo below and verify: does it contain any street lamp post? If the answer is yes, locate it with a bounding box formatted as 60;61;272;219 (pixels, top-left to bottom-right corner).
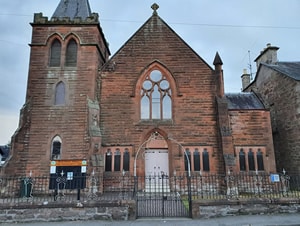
133;132;157;194
134;133;157;177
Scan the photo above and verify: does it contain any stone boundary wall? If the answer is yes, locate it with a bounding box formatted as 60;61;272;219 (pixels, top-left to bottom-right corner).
0;201;136;223
0;199;300;223
192;198;300;219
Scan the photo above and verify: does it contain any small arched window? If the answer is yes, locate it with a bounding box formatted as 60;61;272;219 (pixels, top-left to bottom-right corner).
248;149;255;171
141;70;172;120
51;136;62;160
105;149;112;172
202;149;210;172
257;149;264;171
114;149;121;172
193;149;200;171
123;149;130;171
55;81;65;105
239;149;246;171
65;39;78;67
49;39;61;67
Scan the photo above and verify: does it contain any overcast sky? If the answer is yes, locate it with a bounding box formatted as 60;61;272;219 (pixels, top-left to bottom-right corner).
0;0;299;144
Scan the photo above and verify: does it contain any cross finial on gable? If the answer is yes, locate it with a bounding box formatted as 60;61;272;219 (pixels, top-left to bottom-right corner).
151;3;159;15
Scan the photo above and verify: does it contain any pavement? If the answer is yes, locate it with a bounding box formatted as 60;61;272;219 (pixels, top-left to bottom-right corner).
1;213;300;226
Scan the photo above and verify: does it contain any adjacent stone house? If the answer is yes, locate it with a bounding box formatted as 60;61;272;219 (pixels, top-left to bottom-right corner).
243;44;300;173
4;0;276;187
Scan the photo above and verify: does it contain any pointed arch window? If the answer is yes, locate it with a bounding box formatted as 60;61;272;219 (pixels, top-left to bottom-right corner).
239;149;246;171
202;149;210;171
114;149;121;172
105;150;112;172
193;149;200;171
237;147;266;172
257;149;264;171
248;149;255;171
50;39;61;67
55;81;65;105
51;136;62;160
123;149;130;171
141;70;172;120
65;39;78;67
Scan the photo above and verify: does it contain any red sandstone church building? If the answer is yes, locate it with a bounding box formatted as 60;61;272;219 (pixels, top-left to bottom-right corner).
5;0;276;179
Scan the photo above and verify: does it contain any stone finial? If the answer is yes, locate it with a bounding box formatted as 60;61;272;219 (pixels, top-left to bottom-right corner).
151;3;159;15
213;52;223;66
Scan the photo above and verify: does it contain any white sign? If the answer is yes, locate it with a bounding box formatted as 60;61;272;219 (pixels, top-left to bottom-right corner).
50;166;56;174
270;174;280;182
67;172;73;180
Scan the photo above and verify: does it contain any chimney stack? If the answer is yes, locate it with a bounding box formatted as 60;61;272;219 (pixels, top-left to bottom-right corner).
254;43;279;69
241;69;251;91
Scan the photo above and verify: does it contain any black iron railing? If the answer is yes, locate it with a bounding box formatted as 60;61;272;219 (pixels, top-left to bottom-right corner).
0;171;299;205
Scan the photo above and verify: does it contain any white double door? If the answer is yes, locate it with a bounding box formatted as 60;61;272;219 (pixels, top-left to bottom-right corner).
145;149;170;192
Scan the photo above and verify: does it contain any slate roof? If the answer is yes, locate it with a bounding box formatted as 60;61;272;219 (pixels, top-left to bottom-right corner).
262;62;300;81
225;93;265;110
52;0;92;20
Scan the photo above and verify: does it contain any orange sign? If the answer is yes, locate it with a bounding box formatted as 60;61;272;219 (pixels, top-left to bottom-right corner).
50;160;87;166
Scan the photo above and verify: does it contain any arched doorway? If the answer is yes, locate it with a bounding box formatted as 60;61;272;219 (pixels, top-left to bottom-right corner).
136;131;191;218
144;132;169;192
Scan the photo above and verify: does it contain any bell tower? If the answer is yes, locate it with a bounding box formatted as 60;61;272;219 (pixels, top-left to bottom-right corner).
6;0;110;175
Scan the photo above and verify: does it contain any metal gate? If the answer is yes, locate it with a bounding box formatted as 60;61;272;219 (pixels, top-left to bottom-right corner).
136;175;192;218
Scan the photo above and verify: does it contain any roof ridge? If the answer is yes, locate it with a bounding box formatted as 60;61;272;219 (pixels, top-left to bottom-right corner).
263;61;300;81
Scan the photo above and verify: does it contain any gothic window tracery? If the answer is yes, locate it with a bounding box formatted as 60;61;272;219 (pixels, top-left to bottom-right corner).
141;70;172;120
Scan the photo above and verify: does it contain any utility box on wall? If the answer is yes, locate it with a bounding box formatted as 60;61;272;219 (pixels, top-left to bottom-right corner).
49;160;87;190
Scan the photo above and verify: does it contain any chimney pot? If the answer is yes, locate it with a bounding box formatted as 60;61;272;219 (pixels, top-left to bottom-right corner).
241;69;251;91
255;43;279;69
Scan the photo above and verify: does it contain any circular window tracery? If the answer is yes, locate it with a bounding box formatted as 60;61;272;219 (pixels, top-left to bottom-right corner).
150;70;162;82
143;80;152;90
160;80;169;90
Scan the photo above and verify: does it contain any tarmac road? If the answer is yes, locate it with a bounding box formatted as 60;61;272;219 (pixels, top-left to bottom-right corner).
2;213;300;226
